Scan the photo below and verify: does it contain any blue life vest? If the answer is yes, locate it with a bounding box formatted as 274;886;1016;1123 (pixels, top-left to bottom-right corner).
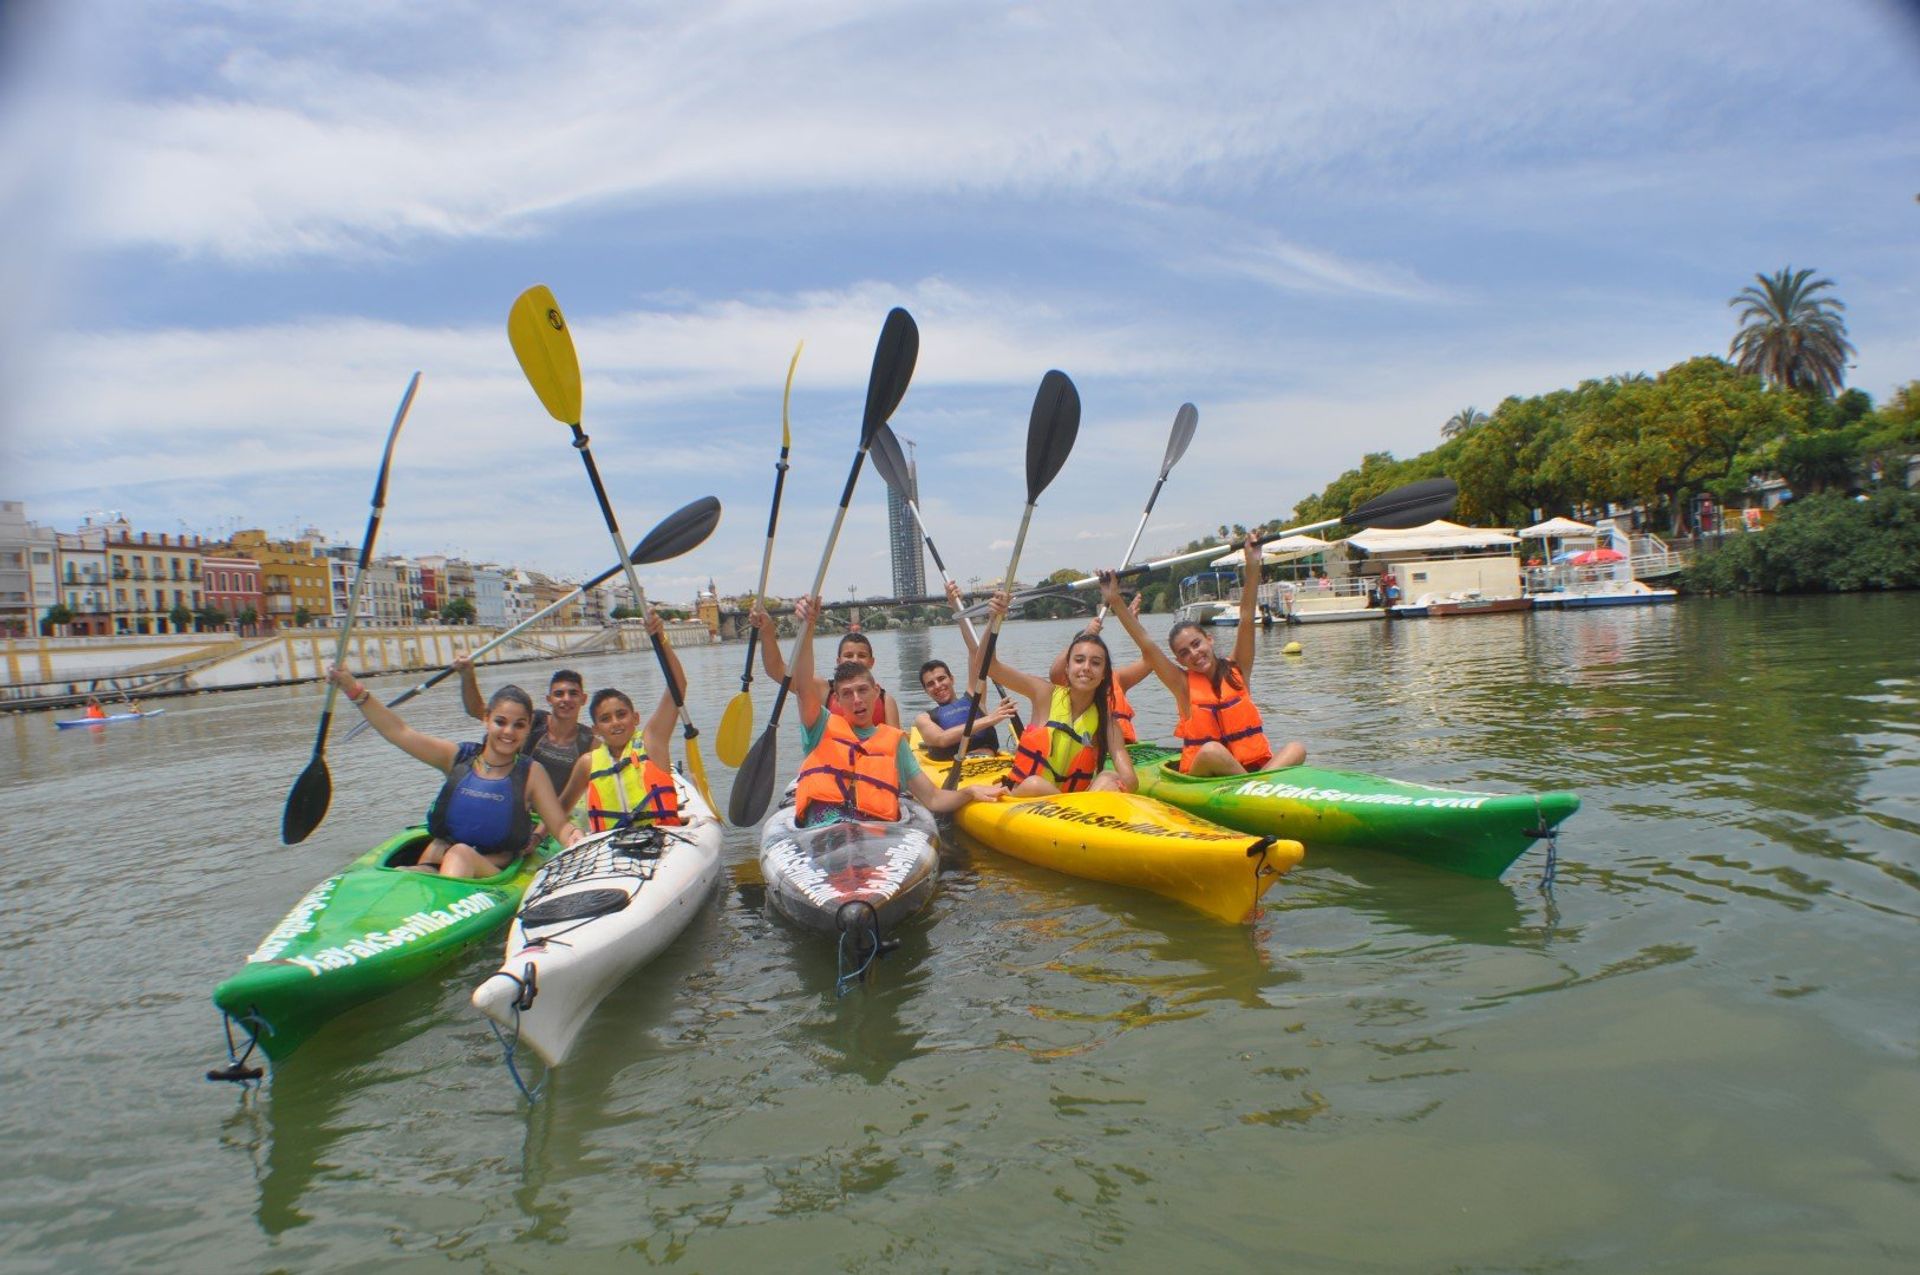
426;742;533;857
925;694;1000;759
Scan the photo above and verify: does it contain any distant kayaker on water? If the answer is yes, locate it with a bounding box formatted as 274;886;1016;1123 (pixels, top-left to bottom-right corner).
967;592;1138;797
328;664;585;877
748;602;903;727
787;595;1000;827
1100;532;1307;777
456;659;596;794
911;656;1017;761
559;611;686;834
85;699;106;719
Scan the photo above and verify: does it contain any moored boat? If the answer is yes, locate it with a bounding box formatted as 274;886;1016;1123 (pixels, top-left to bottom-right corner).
918;746;1303;924
758;784;941;981
1128;743;1577;879
212;827;559;1069
471;772;722;1069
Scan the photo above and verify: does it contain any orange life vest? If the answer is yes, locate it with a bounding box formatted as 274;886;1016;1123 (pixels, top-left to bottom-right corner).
1006;686;1101;793
1177;666;1271;772
795;715;904;823
1109;679;1137;745
583;740;681;833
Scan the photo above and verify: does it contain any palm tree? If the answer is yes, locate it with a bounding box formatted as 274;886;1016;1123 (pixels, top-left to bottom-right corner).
1442;406;1487;439
1728;268;1854;396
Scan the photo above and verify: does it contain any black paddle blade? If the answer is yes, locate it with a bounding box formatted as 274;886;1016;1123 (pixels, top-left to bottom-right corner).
862;308;919;445
630;495;723;565
1163;403;1198;476
1344;477;1459;530
1024;370;1081;502
867;423;911;498
281;756;331;845
728;726;781;827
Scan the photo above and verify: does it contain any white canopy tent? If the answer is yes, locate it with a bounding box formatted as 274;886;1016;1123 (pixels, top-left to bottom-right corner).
1346;520;1518;554
1208;534;1337;567
1517;516;1597;538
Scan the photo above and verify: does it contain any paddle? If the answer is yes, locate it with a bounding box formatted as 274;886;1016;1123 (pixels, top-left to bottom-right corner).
727;307;919;827
977;476;1461;613
281;371;422;845
868;423;1026;739
1097;402;1197;621
508;284;719;814
943;370;1081;789
716;340;804;768
343;496;721;740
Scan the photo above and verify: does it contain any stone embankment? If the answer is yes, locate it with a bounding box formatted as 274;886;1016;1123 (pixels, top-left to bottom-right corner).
0;621;717;712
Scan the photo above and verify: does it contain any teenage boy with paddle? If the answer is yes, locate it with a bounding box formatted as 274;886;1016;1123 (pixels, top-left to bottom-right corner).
745;603;903;726
787;595;1001;827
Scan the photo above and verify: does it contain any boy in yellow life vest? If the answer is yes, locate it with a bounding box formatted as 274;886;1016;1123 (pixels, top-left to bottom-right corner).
788;595;1001;827
559;611;685;832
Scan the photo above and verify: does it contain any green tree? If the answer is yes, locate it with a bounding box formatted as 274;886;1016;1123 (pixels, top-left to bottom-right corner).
41;603;74;636
439;596;476;625
236;605;259;631
293;606;313;626
193;604;228;632
168;603;193;633
1728;267;1854;396
1563;357;1804;533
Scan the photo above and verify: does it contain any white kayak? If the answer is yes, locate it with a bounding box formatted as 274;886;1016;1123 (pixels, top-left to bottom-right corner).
758;786;939;986
471;772;722;1069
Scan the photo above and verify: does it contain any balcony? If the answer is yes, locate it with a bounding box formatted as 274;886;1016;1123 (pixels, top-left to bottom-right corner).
112;568;129;580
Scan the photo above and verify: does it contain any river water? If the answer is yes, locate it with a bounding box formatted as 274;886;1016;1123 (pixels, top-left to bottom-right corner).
0;595;1915;1271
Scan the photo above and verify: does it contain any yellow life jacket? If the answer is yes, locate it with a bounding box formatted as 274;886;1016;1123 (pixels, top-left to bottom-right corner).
582;739;680;833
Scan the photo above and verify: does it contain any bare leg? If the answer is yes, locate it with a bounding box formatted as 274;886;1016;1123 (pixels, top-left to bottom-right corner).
1184;742;1247;777
1004;775;1062;797
439;842;510;879
1090;770;1130;794
1271;740;1307;768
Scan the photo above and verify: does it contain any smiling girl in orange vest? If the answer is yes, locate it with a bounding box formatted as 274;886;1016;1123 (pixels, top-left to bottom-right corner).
1100;533;1307;776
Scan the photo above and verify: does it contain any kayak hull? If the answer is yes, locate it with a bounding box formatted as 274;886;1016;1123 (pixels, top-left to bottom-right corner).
921;749;1303;924
471;774;723;1068
1128;743;1579;879
213;827;556;1065
56;709;165;728
758;791;940;938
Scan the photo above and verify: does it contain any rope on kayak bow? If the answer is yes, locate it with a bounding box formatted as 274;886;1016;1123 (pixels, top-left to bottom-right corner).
1525;797;1560;897
834;900;892;997
206;1009;271;1085
483;963;544;1104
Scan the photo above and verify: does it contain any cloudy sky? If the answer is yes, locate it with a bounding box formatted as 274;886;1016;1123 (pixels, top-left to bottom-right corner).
3;0;1917;602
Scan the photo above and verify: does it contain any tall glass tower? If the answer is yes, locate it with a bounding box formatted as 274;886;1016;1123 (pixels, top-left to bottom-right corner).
887;436;927;600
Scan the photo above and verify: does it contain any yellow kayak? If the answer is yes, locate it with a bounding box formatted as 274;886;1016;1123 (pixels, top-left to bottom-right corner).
917;745;1304;924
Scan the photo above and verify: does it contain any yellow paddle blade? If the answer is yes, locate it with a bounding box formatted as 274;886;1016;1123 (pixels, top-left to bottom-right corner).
781;339;803;449
508;284;583;425
715;690;755;768
683;737;718;815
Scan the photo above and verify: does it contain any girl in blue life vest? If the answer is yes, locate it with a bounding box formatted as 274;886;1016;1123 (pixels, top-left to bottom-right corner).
787;595;1002;827
964;592;1137;797
1098;534;1307;777
327;665;585;878
559;611;686;832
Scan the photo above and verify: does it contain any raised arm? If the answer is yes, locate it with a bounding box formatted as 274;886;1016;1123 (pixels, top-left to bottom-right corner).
748;603;788;683
456;653;485;721
1232;532;1259;673
1099;571;1187;709
329;664;459;771
904;768;1005;815
981;592;1061;716
641;609;681;764
791;595;825;729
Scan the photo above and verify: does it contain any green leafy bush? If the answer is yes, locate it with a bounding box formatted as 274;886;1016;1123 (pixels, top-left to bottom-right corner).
1685;490;1920;593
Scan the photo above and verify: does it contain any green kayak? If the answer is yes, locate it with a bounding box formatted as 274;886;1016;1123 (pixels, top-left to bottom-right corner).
1127;743;1579;879
212;826;556;1067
